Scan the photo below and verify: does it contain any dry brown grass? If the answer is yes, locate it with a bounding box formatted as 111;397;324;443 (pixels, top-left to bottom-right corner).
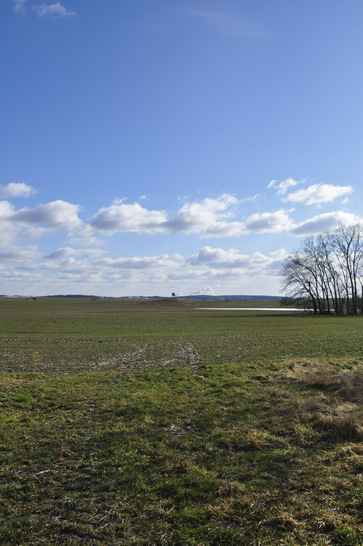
277;359;363;445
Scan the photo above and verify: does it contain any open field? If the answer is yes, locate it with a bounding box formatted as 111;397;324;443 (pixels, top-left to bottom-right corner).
0;298;363;544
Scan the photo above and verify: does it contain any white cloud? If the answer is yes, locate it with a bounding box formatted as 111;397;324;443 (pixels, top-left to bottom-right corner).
244;209;292;233
91;201;167;233
2;184;362;297
0;201;15;218
268;177;299;195
0;245;41;262
2;270;45;284
0;240;284;297
0;183;37;199
0;201;19;245
291;211;362;236
90;195;297;238
11;200;82;230
166;194;241;236
36;253;186;290
283;183;353;205
96;254;183;271
45;247;105;259
0;200;86;247
187;246;285;272
91;195;243;237
35;2;76;18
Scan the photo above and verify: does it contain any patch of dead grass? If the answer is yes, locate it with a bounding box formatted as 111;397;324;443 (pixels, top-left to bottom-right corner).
313;412;363;442
260;514;302;530
217;481;246;498
275;359;363;444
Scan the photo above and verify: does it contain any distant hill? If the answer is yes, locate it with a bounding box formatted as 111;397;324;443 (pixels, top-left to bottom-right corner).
47;294;100;299
21;294;281;301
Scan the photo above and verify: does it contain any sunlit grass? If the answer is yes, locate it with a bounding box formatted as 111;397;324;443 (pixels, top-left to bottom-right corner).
0;298;362;544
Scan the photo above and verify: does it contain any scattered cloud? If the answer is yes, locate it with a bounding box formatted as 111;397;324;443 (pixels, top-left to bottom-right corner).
34;2;76;18
0;201;20;245
2;190;360;251
244;209;292;233
95;254;183;271
11;200;82;230
44;247;105;260
2;269;45;284
0;183;37;199
165;194;241;236
283;183;353;206
1;240;284;297
0;199;86;246
13;0;76;17
86;192;355;240
91;201;167;233
1;184;362;296
291;211;362;236
0;200;16;218
0;245;41;262
90;195;320;238
187;246;285;272
91;194;244;237
268;177;299;195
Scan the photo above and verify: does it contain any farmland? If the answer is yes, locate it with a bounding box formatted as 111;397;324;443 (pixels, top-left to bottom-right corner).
0;297;362;544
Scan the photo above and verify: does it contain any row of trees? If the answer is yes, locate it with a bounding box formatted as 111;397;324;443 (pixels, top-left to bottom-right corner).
280;224;363;314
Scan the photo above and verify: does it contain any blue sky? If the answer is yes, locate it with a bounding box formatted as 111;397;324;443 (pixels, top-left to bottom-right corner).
1;0;363;296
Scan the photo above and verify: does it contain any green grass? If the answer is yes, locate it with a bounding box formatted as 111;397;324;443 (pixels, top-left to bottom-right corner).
0;298;363;544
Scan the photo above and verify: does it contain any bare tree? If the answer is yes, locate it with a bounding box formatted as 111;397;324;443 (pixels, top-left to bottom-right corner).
281;251;321;313
328;224;363;315
280;224;363;315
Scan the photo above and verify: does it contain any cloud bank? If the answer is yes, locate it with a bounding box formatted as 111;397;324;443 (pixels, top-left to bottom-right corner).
1;179;362;296
1;187;361;248
90;195;295;237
